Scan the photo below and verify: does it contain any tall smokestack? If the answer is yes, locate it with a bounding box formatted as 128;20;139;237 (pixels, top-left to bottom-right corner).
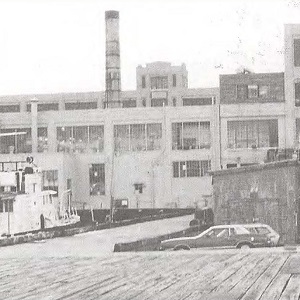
105;10;121;109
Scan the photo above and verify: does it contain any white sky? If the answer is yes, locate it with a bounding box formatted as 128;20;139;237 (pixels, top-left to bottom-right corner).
0;0;300;95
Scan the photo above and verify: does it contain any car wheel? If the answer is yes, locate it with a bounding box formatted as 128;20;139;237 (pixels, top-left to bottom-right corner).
173;245;190;251
238;243;252;250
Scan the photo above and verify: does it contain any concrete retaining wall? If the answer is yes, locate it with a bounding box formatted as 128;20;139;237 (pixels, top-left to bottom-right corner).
114;225;209;252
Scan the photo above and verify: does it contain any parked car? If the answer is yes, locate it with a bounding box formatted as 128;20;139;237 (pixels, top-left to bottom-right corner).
241;223;281;246
159;224;272;251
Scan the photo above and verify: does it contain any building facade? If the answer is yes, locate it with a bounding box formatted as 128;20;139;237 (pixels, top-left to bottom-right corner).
0;62;218;210
219;72;287;168
1;23;300;211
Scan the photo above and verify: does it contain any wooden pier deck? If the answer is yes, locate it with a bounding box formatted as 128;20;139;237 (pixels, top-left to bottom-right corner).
2;248;300;299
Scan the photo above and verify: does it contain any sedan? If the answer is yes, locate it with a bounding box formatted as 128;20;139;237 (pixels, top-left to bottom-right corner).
160;224;272;251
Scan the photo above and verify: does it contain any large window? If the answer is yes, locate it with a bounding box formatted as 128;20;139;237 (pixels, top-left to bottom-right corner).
182;98;212;106
122;99;137;108
151;99;168;107
0;199;13;213
27;103;59;112
172;122;211;150
0;105;20;113
38;127;48;152
42;170;58;196
294;39;300;67
173;160;211;178
227;120;278;149
0;128;32;154
236;85;275;101
57;125;104;153
65;102;97;110
89;164;105;196
150;76;168;89
114;123;162;152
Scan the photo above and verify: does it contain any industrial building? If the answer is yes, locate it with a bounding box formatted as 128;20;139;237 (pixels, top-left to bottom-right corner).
0;13;300;211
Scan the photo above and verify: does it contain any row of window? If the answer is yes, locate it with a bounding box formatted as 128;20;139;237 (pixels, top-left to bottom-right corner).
0;122;212;154
236;84;282;101
142;75;177;89
0;96;214;112
0;102;100;113
0;119;281;155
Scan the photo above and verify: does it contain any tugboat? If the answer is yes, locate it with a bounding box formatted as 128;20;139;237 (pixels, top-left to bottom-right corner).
0;157;80;237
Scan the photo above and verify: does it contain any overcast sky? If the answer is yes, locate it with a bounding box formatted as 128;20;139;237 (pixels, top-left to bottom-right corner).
0;0;300;96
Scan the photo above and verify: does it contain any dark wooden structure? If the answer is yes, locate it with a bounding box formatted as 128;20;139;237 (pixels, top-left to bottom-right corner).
211;160;300;244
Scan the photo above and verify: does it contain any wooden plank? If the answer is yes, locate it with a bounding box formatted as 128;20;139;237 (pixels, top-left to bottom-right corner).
279;274;300;300
150;252;246;300
213;253;277;295
184;253;260;299
229;254;278;296
18;256;141;300
4;255;136;300
259;274;291;300
241;254;290;300
101;253;204;300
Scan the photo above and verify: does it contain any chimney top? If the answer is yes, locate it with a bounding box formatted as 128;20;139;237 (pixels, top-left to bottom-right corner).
105;10;119;20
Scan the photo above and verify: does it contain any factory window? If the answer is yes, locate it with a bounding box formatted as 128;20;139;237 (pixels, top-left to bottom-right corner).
131;124;146;151
150;76;168;90
38;127;48;153
142;76;146;88
227;120;278;149
151;99;168;107
57;125;104;153
0;128;32;154
42;170;58;196
114;123;162;152
27;103;59;112
0;200;13;212
89;164;105;196
65;101;97;110
295;82;300;106
0;105;20;113
247;85;259;98
73;126;89;153
2;200;14;212
236;85;248;100
173;160;211;178
182;98;212;106
259;85;270;98
122;99;137;108
147;123;162;150
172;121;211;150
294;39;300;67
172;74;177;87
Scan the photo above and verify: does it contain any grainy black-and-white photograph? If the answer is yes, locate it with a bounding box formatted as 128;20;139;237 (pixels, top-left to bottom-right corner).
1;0;300;299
